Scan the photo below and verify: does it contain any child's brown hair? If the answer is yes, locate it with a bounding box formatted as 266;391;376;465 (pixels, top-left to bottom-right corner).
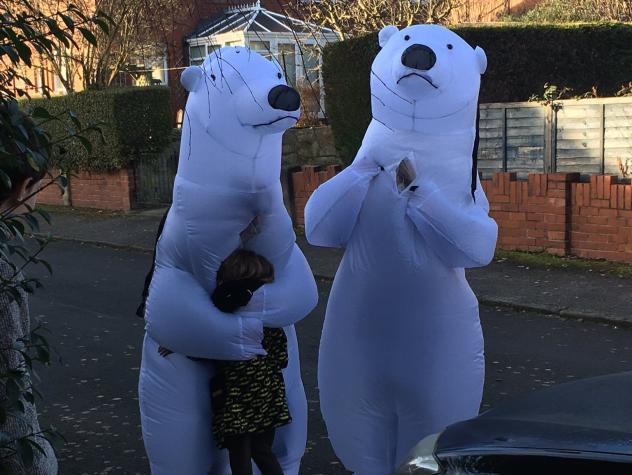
217;249;274;285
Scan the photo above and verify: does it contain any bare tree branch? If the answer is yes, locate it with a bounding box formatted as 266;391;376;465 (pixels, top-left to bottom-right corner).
299;0;458;39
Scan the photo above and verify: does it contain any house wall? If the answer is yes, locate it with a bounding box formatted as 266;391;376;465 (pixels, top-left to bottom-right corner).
450;0;542;22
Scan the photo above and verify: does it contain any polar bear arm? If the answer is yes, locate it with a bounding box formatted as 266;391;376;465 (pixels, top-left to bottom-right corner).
305;165;378;248
407;180;498;268
238;245;318;328
145;265;265;360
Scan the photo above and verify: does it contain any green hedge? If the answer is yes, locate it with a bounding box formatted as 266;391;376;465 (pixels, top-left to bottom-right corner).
323;23;632;164
29;86;172;171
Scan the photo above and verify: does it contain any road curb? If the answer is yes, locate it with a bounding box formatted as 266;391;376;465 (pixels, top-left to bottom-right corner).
42;236;631;328
477;296;631;328
38;234;153;254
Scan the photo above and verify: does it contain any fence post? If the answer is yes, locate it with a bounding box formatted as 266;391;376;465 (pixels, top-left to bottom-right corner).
599;103;606;174
502;106;508;172
544;103;558;173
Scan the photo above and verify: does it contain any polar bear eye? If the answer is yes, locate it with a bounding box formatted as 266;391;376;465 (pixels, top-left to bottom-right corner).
404;35;410;41
447;44;453;50
277;72;282;79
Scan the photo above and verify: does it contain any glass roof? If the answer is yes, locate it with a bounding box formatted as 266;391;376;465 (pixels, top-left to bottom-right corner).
189;1;334;39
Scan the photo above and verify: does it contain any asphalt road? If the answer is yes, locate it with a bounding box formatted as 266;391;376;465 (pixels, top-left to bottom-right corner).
27;241;632;475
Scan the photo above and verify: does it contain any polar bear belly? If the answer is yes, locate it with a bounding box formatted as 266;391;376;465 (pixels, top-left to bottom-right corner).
318;173;484;474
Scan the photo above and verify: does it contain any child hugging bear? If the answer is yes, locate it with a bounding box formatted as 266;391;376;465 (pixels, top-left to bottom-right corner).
159;249;290;475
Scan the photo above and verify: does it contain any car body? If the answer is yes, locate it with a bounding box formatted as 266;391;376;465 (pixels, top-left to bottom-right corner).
396;371;632;474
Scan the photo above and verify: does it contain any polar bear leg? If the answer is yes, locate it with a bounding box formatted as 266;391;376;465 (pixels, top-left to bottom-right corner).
139;334;229;475
319;350;397;474
393;317;485;468
322;391;397;475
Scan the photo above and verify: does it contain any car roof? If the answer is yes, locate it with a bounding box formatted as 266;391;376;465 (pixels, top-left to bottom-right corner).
436;371;632;459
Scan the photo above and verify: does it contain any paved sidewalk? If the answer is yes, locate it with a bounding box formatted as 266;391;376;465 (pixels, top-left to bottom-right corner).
39;208;632;325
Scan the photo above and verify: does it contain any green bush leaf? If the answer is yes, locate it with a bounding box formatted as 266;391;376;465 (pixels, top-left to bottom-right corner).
60;13;75;30
16;438;34;467
35;208;52;225
32;107;53;120
76;134;93;153
1;45;20;63
0;170;12;191
78;27;97;46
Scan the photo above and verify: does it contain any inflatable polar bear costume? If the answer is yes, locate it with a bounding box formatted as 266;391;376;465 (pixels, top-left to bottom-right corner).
139;47;318;475
305;25;498;475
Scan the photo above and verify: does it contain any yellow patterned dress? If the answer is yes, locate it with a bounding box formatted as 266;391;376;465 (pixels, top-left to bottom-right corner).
212;327;291;448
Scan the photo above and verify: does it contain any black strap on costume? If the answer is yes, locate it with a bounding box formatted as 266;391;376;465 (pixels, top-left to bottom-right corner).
471;101;481;202
135;206;171;318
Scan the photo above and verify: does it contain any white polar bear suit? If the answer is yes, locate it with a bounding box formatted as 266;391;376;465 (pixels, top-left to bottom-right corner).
305;25;498;474
139;47;318;475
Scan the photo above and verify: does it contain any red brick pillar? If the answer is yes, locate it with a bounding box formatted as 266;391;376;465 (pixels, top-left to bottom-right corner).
534;172;579;256
290;164;341;226
483;172;531;251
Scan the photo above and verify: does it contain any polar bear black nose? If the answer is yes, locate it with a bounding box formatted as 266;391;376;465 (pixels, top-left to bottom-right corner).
401;44;437;71
268;85;300;112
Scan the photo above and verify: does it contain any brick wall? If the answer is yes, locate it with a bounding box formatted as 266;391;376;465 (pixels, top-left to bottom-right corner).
290;165;341;226
481;172;579;257
37;179;66;206
571;176;632;262
38;169;134;210
290;166;632;264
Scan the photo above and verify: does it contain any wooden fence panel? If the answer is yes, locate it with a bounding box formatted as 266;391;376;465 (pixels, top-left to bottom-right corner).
605;102;632;175
477;97;632;179
478;106;506;176
479;103;544;178
555;103;603;174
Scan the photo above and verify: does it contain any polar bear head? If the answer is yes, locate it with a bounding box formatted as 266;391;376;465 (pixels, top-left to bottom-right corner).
370;24;486;132
180;47;301;155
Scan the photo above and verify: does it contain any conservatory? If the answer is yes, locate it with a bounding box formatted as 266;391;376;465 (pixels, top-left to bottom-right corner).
186;1;339;90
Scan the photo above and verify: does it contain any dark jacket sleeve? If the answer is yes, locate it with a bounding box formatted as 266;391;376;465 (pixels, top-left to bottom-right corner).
136;206;171;318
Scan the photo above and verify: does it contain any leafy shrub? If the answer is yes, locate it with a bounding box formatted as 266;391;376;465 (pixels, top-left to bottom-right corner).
295;79;322;128
1;3;111;470
28;86;172;171
323;23;632;163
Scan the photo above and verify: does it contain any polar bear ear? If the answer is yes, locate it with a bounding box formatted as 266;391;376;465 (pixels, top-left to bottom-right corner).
181;66;204;92
474;46;487;75
378;25;399;48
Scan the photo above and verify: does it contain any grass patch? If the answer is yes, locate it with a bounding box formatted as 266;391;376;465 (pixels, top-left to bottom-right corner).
495;249;632;279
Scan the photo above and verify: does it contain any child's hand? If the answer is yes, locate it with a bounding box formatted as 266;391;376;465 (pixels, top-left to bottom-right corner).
158;346;174;358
